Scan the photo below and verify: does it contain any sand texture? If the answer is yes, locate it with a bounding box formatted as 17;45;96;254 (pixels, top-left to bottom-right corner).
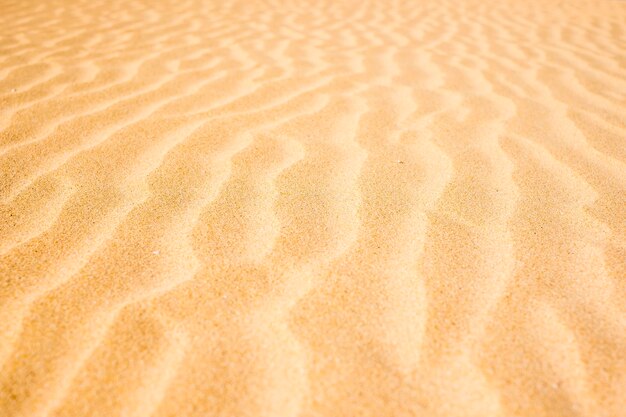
1;0;625;416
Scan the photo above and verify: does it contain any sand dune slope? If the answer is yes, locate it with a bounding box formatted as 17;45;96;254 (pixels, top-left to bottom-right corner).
1;0;625;416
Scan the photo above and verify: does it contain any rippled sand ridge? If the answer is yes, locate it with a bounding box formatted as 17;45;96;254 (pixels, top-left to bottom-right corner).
1;0;625;416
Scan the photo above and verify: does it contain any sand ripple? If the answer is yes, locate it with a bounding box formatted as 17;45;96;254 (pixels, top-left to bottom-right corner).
1;0;625;416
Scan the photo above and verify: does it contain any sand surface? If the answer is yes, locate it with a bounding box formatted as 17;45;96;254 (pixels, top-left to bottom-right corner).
1;0;625;416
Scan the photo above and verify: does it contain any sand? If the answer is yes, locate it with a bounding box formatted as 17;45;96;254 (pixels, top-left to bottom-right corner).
0;0;625;416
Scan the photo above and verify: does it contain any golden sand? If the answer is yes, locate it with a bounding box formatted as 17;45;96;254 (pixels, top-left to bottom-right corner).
1;0;625;416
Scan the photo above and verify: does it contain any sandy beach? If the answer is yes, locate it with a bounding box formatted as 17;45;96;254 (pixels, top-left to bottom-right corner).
1;0;625;416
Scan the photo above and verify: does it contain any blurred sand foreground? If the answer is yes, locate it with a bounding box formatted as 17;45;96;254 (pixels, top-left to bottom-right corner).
0;0;625;416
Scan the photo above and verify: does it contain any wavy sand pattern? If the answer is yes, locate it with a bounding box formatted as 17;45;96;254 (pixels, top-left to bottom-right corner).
1;0;625;416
